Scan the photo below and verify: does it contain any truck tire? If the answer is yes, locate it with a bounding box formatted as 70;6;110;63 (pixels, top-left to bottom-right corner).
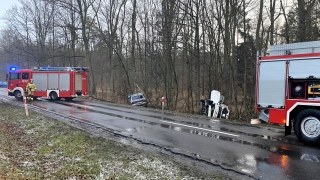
294;109;320;144
14;90;23;100
49;92;59;101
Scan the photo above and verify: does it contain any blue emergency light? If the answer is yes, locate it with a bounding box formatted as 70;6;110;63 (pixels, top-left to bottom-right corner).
9;67;17;71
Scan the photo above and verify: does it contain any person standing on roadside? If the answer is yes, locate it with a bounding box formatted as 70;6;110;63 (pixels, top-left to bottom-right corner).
26;79;36;100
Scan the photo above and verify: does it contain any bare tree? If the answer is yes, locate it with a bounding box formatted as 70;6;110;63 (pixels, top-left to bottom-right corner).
2;0;56;67
94;0;132;96
161;0;177;109
76;0;98;95
256;0;264;53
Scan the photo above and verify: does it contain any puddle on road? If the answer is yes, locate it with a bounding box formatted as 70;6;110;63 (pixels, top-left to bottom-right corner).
159;123;310;160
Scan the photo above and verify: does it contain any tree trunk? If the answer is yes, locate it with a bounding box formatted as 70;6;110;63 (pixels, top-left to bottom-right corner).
270;0;276;45
223;0;230;98
162;0;176;109
242;0;247;115
229;0;239;118
256;0;263;54
76;0;96;95
297;0;307;42
194;1;200;114
131;0;137;93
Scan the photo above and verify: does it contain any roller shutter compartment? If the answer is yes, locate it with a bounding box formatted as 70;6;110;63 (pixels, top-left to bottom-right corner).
59;74;70;91
258;61;286;108
48;74;59;90
32;73;47;91
289;58;320;79
75;74;82;91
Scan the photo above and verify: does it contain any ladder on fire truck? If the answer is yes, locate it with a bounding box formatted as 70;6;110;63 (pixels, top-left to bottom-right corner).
268;40;320;55
33;67;89;72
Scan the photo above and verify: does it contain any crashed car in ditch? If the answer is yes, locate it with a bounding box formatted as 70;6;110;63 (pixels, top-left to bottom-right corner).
200;90;229;119
128;93;147;107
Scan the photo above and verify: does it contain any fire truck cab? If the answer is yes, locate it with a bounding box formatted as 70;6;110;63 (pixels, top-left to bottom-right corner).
256;41;320;144
7;67;89;101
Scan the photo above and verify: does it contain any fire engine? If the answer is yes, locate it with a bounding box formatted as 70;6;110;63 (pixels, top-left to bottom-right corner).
6;67;89;101
256;41;320;144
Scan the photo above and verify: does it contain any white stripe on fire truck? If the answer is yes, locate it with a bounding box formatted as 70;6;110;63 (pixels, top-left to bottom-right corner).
286;102;320;126
160;120;239;137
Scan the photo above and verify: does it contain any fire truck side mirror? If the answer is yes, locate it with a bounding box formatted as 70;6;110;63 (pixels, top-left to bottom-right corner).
5;74;8;81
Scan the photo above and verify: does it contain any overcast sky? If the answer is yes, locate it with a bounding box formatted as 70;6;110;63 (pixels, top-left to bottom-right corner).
0;0;19;28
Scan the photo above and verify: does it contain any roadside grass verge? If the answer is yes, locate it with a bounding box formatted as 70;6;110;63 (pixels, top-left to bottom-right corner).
0;103;232;180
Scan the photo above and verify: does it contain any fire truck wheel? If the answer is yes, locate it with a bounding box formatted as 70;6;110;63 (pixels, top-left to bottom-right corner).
294;109;320;144
14;91;23;100
49;92;59;101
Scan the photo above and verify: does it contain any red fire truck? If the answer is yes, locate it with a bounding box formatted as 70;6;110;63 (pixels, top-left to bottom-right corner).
256;41;320;144
7;67;89;101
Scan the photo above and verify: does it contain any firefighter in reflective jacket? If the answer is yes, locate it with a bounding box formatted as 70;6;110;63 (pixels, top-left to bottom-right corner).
26;79;36;100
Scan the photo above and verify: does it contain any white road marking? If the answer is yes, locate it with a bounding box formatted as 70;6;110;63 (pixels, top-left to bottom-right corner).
160;120;239;137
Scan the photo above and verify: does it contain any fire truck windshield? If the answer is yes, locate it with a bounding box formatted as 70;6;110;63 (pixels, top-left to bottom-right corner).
9;73;20;80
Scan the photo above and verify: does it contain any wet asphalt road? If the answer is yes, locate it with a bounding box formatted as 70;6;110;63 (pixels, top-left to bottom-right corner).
0;89;319;180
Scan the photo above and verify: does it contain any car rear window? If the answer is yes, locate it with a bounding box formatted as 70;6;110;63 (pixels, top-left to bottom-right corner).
132;95;143;100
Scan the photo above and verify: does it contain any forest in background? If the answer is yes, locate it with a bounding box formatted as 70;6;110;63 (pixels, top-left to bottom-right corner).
0;0;319;120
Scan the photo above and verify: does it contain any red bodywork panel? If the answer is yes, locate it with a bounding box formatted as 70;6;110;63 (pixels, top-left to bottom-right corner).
265;99;320;125
269;109;286;124
81;71;89;95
